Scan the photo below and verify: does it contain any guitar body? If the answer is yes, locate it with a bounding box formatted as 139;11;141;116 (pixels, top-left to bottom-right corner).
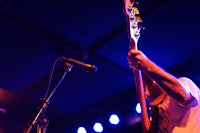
123;1;151;133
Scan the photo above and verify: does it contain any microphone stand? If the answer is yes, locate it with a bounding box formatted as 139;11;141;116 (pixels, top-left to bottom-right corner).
25;63;73;133
36;112;48;133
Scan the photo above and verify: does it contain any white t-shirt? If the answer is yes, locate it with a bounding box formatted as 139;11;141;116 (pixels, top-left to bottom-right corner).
157;77;200;133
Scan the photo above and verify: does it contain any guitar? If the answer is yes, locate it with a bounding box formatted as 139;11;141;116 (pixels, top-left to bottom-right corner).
123;0;151;133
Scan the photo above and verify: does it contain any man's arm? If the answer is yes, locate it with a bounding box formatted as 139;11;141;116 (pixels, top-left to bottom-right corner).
127;49;193;105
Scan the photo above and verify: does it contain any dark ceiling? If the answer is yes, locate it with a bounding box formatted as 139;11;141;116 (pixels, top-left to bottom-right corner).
0;0;200;133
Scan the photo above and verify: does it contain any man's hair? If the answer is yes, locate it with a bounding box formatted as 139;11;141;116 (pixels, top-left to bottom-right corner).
142;73;153;85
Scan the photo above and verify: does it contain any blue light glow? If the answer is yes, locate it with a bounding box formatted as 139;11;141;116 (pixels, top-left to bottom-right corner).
136;103;141;113
93;122;103;132
109;114;120;125
77;126;87;133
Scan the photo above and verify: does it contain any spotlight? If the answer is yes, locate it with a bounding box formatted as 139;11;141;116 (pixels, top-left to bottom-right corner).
77;126;87;133
109;114;120;125
93;122;103;132
136;103;141;113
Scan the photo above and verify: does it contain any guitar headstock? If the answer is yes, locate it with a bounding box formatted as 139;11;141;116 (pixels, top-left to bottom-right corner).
124;0;143;49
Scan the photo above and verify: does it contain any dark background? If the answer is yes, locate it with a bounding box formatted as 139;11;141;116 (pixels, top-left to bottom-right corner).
0;0;200;132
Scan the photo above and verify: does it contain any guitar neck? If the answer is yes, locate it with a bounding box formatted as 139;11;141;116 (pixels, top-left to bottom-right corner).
124;1;151;132
133;70;150;133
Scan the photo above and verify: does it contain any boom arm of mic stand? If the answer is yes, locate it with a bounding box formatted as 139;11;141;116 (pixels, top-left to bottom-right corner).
24;63;73;133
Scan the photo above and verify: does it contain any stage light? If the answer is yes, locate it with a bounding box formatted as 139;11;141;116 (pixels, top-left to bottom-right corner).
77;126;87;133
136;103;141;113
109;114;120;125
93;122;103;132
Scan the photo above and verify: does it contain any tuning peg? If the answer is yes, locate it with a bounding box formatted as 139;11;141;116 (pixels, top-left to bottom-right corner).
131;21;138;28
134;31;140;38
129;13;136;20
135;16;142;23
128;5;139;14
133;7;139;14
130;16;142;28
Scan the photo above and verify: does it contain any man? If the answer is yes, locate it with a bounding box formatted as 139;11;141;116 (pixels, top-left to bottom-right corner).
127;49;200;133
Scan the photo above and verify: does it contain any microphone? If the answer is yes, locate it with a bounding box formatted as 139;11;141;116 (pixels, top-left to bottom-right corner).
61;57;98;72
